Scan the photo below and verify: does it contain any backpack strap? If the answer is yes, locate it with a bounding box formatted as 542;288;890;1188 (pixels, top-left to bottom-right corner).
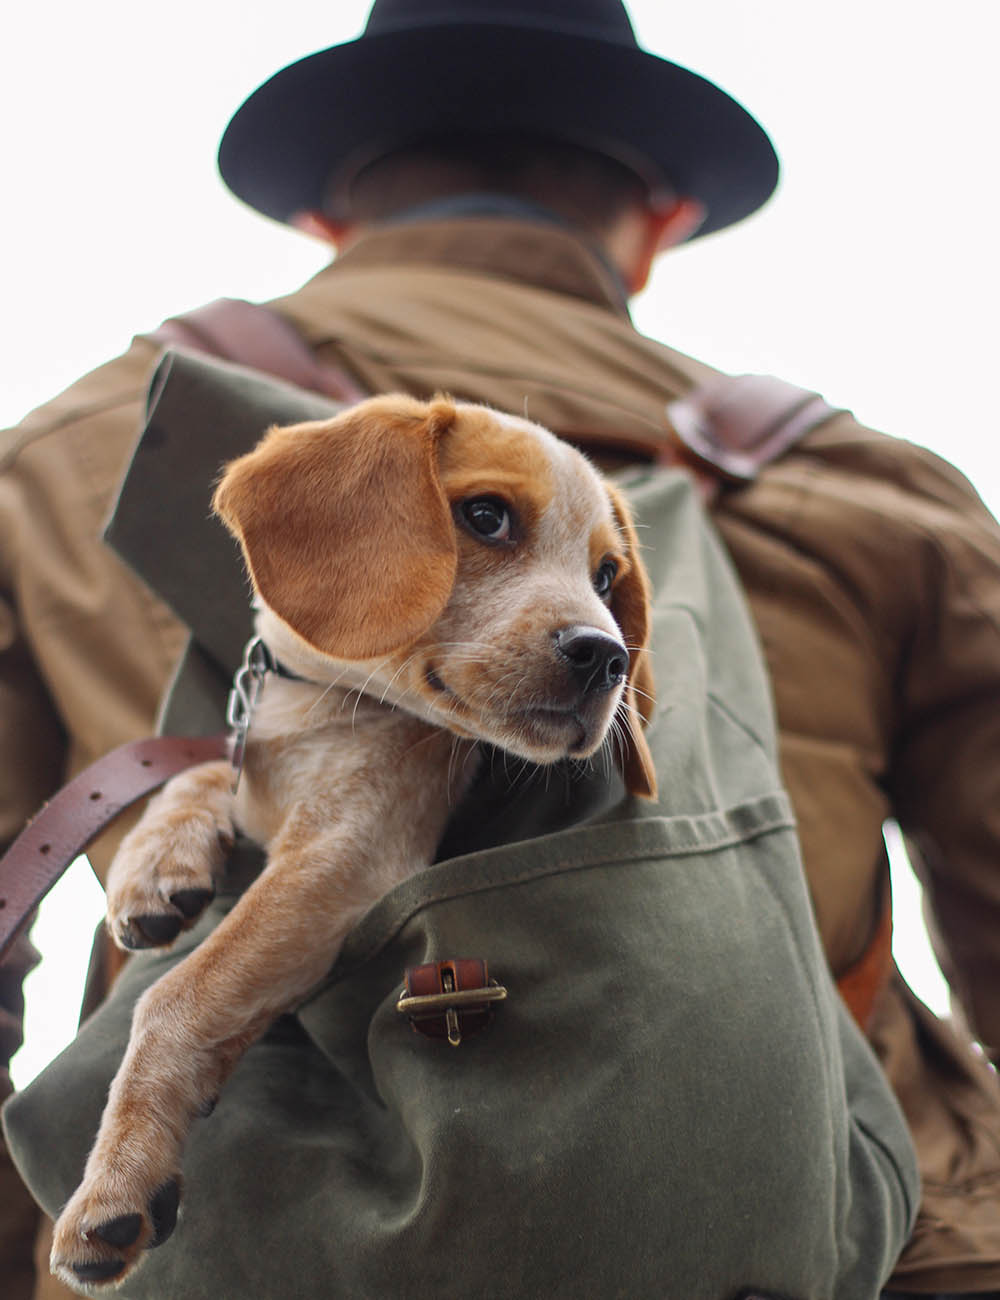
0;735;227;959
666;373;839;483
148;298;367;405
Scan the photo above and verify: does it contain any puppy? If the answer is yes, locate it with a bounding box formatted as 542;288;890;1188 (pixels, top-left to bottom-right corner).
50;394;656;1288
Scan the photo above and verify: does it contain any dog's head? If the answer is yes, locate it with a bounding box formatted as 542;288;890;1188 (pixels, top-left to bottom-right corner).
213;395;656;798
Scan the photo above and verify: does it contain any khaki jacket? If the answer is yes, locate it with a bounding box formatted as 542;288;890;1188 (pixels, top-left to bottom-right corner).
2;218;999;1290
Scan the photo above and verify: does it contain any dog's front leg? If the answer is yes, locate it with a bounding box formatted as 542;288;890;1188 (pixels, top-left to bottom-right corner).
105;758;236;950
50;819;402;1290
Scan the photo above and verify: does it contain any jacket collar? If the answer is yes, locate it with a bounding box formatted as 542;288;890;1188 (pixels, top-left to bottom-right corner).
329;214;633;317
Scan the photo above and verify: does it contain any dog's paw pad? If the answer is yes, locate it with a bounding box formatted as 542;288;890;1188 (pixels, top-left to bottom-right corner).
91;1212;143;1248
55;1178;182;1285
120;913;185;949
169;887;215;918
148;1179;180;1248
70;1258;128;1284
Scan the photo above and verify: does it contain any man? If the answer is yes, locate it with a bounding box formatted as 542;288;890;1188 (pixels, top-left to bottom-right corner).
2;2;998;1296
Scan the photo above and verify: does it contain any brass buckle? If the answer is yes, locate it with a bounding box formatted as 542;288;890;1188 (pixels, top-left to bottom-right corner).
397;959;507;1046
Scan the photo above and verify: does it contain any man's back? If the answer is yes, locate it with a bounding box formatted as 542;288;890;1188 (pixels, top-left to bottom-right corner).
6;211;999;1288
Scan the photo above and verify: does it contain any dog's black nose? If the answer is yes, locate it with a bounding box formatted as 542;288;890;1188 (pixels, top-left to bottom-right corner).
555;625;629;694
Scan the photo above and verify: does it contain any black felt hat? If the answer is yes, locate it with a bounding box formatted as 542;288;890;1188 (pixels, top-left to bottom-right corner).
218;0;779;240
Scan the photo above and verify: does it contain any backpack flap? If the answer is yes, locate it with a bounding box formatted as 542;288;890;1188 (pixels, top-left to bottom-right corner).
103;349;344;680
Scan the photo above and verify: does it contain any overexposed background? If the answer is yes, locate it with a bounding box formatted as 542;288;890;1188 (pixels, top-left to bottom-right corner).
4;1;997;1085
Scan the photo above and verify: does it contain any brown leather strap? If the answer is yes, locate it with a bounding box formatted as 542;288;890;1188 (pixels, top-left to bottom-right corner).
666;373;839;483
0;734;227;959
836;888;894;1031
149;298;368;405
397;958;507;1045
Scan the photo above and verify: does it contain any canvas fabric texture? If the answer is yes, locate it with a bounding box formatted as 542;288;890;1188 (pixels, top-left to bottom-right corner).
1;218;999;1289
3;384;918;1294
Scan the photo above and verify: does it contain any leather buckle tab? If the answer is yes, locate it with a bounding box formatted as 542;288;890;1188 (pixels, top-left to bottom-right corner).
397;958;507;1046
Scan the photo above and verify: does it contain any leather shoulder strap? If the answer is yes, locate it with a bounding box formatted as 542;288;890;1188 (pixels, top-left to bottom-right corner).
0;735;227;959
667;373;839;483
148;298;367;405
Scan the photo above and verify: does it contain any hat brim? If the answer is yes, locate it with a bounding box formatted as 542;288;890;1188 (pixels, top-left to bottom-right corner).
218;24;779;240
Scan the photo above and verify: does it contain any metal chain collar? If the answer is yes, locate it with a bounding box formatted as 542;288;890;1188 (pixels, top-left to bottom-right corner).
226;635;276;792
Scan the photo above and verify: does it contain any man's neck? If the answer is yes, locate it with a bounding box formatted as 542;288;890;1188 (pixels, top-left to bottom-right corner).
380;193;569;229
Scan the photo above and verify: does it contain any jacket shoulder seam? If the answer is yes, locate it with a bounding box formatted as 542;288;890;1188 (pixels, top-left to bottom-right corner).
0;384;148;472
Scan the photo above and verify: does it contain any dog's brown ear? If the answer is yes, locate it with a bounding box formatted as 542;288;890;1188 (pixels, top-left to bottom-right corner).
605;483;658;800
213;395;459;660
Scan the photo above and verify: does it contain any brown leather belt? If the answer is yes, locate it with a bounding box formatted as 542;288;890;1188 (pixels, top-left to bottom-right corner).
0;734;227;959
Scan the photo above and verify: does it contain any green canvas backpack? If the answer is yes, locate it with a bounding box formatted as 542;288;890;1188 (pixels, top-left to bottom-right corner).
3;349;917;1299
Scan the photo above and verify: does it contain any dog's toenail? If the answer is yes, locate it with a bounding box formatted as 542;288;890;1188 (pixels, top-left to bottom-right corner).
70;1258;127;1283
148;1179;180;1248
197;1094;218;1118
93;1212;143;1248
169;888;214;918
118;919;159;951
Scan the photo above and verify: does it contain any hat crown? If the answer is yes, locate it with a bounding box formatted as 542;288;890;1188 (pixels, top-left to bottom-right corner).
364;0;637;45
219;0;779;239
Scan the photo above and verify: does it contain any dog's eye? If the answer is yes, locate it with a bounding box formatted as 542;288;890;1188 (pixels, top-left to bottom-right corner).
593;559;618;601
460;497;512;542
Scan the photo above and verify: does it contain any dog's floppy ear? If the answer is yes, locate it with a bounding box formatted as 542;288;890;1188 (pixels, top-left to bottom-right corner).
213;395;458;660
605;483;658;800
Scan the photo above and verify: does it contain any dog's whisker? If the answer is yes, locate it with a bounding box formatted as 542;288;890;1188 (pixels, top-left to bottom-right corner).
435;639;495;653
340;659;398;728
452;738;483;806
378;652;423;705
303;668;355;718
336;663;388;716
445;735;462;803
399;727;449;761
618;699;650;731
608;718;628;777
595;736;612;785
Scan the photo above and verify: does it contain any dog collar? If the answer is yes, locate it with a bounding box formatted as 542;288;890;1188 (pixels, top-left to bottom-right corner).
226;636;309;790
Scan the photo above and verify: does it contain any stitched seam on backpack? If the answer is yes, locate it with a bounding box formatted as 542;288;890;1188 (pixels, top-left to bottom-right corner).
335;795;797;973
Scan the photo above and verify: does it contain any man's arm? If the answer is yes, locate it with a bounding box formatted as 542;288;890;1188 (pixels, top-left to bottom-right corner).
888;471;1000;1061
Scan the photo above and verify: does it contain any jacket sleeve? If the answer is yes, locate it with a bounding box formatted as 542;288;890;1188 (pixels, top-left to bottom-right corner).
0;596;66;845
0;423;70;841
885;454;1000;1063
0;337;187;875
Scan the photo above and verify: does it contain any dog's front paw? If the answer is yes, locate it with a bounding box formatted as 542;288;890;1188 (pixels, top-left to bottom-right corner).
50;1177;180;1289
106;809;231;950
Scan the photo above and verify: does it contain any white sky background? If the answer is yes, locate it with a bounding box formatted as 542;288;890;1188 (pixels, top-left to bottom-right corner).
4;1;998;1085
